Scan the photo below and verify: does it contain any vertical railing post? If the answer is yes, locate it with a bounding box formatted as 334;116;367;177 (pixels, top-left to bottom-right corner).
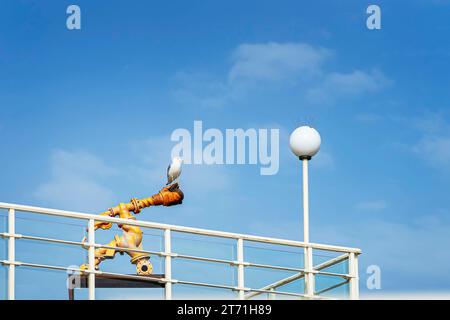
349;252;359;300
237;238;245;300
164;229;172;300
7;208;15;300
268;288;276;300
88;219;96;300
304;245;315;298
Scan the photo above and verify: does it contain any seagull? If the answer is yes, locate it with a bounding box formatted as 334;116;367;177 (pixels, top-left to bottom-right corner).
166;156;183;185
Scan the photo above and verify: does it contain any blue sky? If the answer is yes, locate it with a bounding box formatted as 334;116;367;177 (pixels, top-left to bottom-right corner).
1;0;450;299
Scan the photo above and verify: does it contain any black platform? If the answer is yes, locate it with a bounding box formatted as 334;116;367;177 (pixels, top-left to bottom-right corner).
68;273;165;300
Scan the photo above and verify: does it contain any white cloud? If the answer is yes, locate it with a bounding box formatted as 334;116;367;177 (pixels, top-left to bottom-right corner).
172;72;236;109
34;150;117;211
355;200;387;212
311;150;335;169
229;42;331;82
173;41;390;108
411;112;449;134
306;69;391;103
129;135;232;194
405;112;450;172
412;135;450;170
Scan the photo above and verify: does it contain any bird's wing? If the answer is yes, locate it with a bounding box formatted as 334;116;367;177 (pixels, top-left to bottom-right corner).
166;164;173;184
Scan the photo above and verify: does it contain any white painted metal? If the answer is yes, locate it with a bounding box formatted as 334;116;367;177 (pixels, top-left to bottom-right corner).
302;159;310;244
8;208;15;300
0;228;347;277
301;160;315;298
237;238;245;300
0;202;361;254
349;252;359;299
0;202;361;300
304;246;315;298
268;288;276;300
164;229;172;300
244;253;350;299
247;287;331;300
315;279;349;296
88;219;96;300
245;262;304;273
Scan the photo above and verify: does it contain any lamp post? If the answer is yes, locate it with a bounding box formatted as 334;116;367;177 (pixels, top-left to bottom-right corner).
289;126;321;297
289;126;321;243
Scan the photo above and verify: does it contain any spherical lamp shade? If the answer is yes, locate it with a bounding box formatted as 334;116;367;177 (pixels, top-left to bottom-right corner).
289;126;321;159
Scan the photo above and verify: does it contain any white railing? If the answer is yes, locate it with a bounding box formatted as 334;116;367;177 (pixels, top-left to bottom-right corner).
0;202;361;300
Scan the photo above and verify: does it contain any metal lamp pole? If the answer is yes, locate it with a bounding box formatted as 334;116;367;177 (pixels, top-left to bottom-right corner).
301;155;314;297
289;126;321;298
301;156;311;243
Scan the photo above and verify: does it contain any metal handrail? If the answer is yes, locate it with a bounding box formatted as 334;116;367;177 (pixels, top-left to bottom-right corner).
0;202;361;253
0;202;361;300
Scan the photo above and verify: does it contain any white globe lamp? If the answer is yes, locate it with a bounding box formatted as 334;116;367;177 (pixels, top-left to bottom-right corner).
289;126;321;160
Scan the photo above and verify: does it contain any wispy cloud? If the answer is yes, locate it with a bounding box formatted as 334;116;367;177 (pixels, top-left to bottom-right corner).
129;135;232;194
34;150;117;211
306;69;392;104
34;138;234;221
229;42;331;82
408;112;450;172
172;41;390;108
412;135;450;170
311;150;335;169
172;72;236;109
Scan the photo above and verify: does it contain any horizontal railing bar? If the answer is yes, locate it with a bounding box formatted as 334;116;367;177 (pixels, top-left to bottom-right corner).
246;288;332;300
314;253;350;270
316;271;352;279
176;280;331;299
0;202;360;254
2;259;285;295
244;253;350;299
0;232;16;238
315;279;350;296
175;255;307;274
0;259;343;299
17;234;84;247
246;262;306;273
1;232;168;258
0;260;170;285
176;280;238;291
245;288;307;298
1;259;232;288
174;254;309;273
175;253;234;265
0;260;92;273
1;232;351;279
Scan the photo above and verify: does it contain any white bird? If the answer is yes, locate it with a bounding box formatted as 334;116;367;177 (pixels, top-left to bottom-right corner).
166;156;183;185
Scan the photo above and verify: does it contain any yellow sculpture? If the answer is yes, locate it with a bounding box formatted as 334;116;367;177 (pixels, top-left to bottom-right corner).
80;183;184;275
